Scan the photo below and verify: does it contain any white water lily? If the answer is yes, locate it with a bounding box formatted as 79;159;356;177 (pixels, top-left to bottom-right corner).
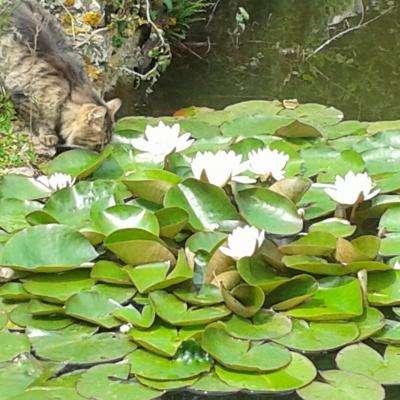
323;171;380;205
36;173;76;192
220;225;265;260
129;121;194;163
247;148;289;181
119;323;133;334
191;150;254;187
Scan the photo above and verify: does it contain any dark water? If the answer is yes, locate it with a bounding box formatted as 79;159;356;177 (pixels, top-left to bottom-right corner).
116;1;400;398
116;0;400;122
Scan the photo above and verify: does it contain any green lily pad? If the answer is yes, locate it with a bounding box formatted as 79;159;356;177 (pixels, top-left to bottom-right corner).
274;319;359;352
23;270;95;303
269;177;312;203
265;274;318;310
0;175;51;201
189;371;240;394
0;311;8;330
125;249;192;293
237;256;290;292
76;363;161;400
379;205;400;233
224;99;282;115
64;291;121;328
10;303;73;330
372;319;400;345
335;236;380;264
309;218;356;238
224;309;292;340
222;284;265;318
28;328;136;364
1;225;98;272
93;283;136;304
186;232;227;254
164;178;239;231
0;331;30;362
285;276;363;321
137;375;197;390
379;233;400;256
113;304;155;329
150;290;231;326
336;343;400;385
46;147;111;179
128;348;212;380
353;307;385;341
368;270;400;306
28;300;63;316
0;199;42;233
10;388;85;400
104;228;176;266
299;187;336;220
155;207;188;238
0;282;32;301
123;170;182;204
280;232;336;256
129;321;181;357
90;261;132;285
215;352;316;393
94;204;160;236
234;186;303;235
297;370;385;400
174;285;223;305
202;322;291;372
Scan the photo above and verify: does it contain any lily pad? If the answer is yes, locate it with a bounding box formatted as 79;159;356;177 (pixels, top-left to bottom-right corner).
123;169;182;204
1;225;98;272
0;331;30;362
0;199;42;233
164;178;239;231
155;207;188;238
336;343;400;385
297;370;385;400
280;232;336;256
0;175;51;201
90;261;132;285
128;349;212;380
235;186;303;235
28;328;136;364
0;282;32;301
76;363;161;400
274;319;359;352
353;307;385;341
309;218;356;238
224;309;292;340
368;270;400;306
222;284;265;318
335;236;380;264
174;285;224;305
372;319;400;345
104;228;176;266
149;290;231;326
137;375;197;390
285;276;363;321
202;322;291;372
113;304;155;329
23;270;95;303
215;352;317;393
28;300;63;316
189;372;240;394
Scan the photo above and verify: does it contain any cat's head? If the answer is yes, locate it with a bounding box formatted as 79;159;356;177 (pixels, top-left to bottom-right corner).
60;98;122;151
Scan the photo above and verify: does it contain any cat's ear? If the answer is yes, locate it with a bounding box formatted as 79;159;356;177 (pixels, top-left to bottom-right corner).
87;106;107;131
106;98;122;118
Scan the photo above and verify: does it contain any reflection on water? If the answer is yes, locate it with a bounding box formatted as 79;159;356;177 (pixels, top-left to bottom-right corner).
116;0;399;121
115;1;400;399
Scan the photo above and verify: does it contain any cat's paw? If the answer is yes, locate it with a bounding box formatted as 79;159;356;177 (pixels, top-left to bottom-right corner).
40;134;59;147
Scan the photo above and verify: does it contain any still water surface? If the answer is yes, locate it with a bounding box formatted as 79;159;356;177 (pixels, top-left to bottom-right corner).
116;1;400;398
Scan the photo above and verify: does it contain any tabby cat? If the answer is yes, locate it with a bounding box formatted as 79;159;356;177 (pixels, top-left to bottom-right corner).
0;0;121;156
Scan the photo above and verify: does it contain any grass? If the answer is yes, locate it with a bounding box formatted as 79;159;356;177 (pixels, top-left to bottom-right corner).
0;90;37;173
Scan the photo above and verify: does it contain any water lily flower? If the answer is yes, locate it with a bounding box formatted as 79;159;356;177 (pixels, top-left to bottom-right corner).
119;323;133;334
36;173;76;192
191;150;255;187
247;148;289;181
323;171;380;205
129;121;194;163
220;225;265;260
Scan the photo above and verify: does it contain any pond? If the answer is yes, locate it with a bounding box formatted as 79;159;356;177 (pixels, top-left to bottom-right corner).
114;1;400;399
115;0;399;122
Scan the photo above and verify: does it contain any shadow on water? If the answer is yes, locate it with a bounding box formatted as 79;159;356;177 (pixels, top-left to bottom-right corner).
116;0;400;121
115;1;400;398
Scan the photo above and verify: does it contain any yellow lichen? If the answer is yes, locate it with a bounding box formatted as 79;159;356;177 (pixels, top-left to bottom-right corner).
85;63;101;80
60;13;72;27
64;0;75;6
81;11;102;27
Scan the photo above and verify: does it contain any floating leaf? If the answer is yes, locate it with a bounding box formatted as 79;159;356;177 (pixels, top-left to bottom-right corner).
202;322;291;372
190;372;240;394
0;199;42;233
353;307;385;341
0;175;50;200
309;218;356;238
28;300;63;316
155;207;188;238
224;309;292;340
368;270;400;306
174;285;223;305
336;343;400;385
137;375;197;390
113;304;155;329
269;177;312;203
2;225;98;272
222;284;265;318
0;282;32;301
104;228;176;266
235;186;303;235
372;319;400;345
280;232;336;257
10;388;85;400
335;236;380;264
164;178;239;231
215;352;316;392
128;349;212;380
275;319;359;352
150;291;231;326
297;370;385;400
90;261;131;285
0;332;30;362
